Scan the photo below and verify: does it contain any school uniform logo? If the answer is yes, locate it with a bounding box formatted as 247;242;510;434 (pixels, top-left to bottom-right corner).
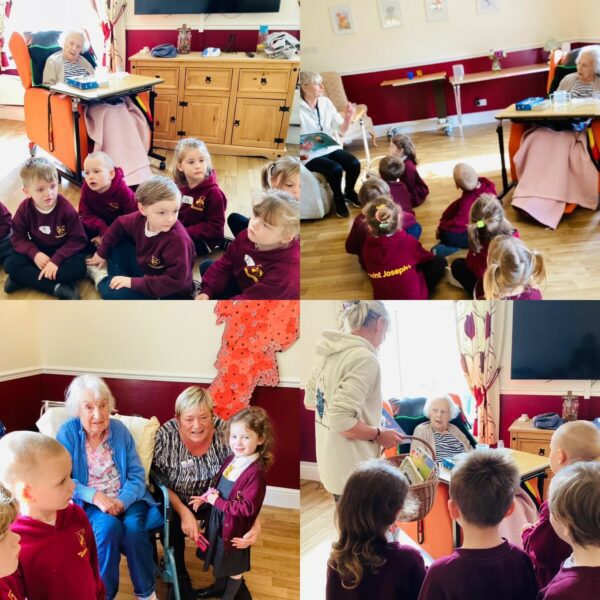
149;255;163;269
76;528;88;558
55;225;67;238
108;202;119;211
191;196;206;212
243;254;263;282
7;590;17;600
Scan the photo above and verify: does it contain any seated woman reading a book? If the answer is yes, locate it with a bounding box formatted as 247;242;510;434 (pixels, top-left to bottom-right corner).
410;394;473;461
299;71;361;218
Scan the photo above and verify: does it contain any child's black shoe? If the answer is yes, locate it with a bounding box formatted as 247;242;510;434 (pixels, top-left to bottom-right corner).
3;276;23;294
53;283;80;300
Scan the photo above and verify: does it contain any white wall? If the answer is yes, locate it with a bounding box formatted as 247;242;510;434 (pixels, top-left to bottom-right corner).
301;0;577;74
0;303;41;376
125;0;300;30
575;0;600;42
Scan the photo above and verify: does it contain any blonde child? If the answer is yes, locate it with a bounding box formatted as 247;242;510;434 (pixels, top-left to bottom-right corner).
483;235;545;300
538;461;600;599
0;201;12;265
326;460;426;600
4;157;87;299
79;151;137;247
419;450;538;600
189;407;274;600
436;162;497;252
173;138;228;255
0;483;23;599
388;132;429;207
522;421;600;588
0;432;104;600
361;197;446;299
345;176;391;269
87;176;196;299
227;156;300;237
196;190;299;300
450;193;518;297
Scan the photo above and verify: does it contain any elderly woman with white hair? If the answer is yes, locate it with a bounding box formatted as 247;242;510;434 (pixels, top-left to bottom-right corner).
56;374;161;600
410;395;473;461
556;45;600;97
42;30;94;85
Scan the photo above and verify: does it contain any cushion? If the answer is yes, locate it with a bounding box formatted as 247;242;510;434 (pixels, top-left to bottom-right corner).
24;30;61;47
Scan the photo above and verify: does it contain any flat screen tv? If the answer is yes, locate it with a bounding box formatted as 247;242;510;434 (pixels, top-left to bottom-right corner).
512;301;600;380
135;0;281;14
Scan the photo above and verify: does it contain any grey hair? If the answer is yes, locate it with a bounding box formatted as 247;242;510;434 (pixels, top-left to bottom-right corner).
175;386;214;418
423;394;460;421
338;301;390;333
64;375;116;417
577;45;600;76
299;71;323;96
60;30;90;52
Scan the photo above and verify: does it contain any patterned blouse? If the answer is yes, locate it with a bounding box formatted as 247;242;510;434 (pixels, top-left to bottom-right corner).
64;59;91;79
433;431;467;461
152;417;231;505
85;437;121;497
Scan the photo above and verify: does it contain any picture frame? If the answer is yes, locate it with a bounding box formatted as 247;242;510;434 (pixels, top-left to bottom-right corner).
476;0;500;13
424;0;449;22
378;0;403;29
329;5;356;35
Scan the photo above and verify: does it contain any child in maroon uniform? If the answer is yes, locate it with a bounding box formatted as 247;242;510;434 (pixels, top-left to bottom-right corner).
4;158;87;299
173;138;227;255
522;421;600;589
361;197;446;300
0;432;104;600
86;176;196;299
436;162;497;250
418;450;538;600
196;190;299;300
450;194;518;297
378;156;422;239
388;132;429;207
79;151;137;247
538;461;600;599
327;459;426;600
345;177;391;270
483;235;545;300
0;200;12;265
0;483;24;600
189;407;273;600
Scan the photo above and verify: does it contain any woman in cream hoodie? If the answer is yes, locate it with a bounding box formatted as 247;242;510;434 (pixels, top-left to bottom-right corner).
305;301;403;499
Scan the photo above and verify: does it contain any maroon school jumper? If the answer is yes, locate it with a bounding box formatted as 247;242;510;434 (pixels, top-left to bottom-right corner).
10;503;104;600
362;230;434;299
388;181;417;229
522;501;572;589
178;170;227;251
438;177;497;235
418;540;538;600
538;563;600;599
11;195;87;265
505;288;543;300
401;158;429;207
97;212;196;298
345;214;368;269
78;167;137;237
200;229;299;300
0;201;11;240
0;573;26;600
326;542;426;600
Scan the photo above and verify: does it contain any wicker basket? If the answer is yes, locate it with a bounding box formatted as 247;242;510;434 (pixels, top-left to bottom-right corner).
385;435;439;522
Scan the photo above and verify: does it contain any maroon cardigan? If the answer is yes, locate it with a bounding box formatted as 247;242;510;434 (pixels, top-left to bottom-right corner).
212;455;267;553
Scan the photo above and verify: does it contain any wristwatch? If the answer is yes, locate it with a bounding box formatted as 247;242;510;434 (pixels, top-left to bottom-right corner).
371;427;380;442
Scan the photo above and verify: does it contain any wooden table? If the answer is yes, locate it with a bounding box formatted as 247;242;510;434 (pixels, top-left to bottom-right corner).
450;63;548;135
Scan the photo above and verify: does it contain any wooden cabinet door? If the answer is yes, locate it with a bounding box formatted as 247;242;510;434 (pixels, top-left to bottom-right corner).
153;94;179;141
181;96;229;144
231;98;285;149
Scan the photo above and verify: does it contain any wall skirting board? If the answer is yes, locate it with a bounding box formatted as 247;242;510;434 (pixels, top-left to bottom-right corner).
300;461;320;482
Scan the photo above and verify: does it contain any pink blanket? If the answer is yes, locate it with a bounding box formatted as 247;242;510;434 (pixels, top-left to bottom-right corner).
497;488;539;548
512;127;598;229
84;97;153;186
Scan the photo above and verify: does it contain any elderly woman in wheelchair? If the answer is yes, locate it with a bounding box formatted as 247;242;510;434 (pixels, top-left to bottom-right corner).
56;375;162;600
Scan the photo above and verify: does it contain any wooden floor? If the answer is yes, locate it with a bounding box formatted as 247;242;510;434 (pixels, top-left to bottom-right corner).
301;123;600;299
0;119;270;300
116;504;299;599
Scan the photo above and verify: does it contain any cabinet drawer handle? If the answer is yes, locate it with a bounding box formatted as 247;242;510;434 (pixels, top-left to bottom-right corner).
233;119;240;127
260;77;268;85
155;74;160;78
539;448;545;456
170;116;176;122
155;120;160;126
205;76;212;84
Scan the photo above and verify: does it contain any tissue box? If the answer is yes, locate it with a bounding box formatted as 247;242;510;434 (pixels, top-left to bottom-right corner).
515;97;545;111
66;76;99;90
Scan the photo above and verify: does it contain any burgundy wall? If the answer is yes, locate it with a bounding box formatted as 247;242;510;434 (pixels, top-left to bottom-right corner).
342;48;549;126
0;374;300;490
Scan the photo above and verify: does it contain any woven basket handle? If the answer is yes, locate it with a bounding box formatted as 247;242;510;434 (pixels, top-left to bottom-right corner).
399;435;437;462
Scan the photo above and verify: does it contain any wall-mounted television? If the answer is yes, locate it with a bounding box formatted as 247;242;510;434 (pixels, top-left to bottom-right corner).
135;0;281;14
512;301;600;380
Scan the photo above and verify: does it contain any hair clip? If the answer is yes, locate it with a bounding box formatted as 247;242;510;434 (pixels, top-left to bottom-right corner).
476;220;485;228
376;203;387;211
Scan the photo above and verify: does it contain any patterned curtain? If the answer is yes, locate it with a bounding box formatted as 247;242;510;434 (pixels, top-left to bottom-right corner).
455;301;507;445
0;1;12;72
89;0;126;71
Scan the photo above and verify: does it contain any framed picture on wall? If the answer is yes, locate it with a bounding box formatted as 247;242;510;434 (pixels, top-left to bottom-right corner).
476;0;500;13
378;0;403;28
329;5;356;35
424;0;448;22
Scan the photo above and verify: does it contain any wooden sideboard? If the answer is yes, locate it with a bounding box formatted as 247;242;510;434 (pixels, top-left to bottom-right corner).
509;418;554;487
129;51;299;159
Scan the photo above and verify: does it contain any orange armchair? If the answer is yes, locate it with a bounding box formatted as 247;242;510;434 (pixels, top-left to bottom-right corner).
9;31;91;184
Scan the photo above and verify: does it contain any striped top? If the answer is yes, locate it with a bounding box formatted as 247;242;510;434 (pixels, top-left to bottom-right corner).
64;59;91;79
433;430;467;460
569;80;594;99
152;417;231;504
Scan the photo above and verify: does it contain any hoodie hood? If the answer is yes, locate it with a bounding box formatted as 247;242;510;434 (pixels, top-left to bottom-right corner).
180;168;220;196
316;329;376;358
85;166;130;200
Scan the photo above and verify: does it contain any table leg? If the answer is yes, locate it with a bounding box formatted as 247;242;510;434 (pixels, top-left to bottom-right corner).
538;472;546;502
496;119;510;196
146;88;166;169
453;520;461;548
71;97;83;186
452;83;463;136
